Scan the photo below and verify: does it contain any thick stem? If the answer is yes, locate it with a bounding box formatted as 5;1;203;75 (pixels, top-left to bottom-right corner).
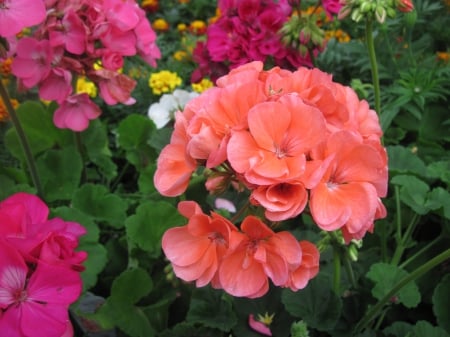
0;80;44;198
354;248;450;333
365;18;381;115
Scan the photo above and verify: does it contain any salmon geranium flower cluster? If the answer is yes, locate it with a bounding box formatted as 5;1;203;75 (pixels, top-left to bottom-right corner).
162;201;319;298
155;61;388;296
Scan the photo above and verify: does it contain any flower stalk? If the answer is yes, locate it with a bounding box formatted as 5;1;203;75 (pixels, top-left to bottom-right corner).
0;80;43;198
365;18;381;115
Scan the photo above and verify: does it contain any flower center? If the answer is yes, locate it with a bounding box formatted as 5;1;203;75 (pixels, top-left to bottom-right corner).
13;288;28;303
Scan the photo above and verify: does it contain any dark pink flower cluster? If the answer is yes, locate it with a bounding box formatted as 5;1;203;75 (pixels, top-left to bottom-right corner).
191;0;312;83
0;192;87;337
8;0;160;131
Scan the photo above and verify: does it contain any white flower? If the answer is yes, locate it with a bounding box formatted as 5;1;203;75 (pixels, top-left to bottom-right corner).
147;89;199;128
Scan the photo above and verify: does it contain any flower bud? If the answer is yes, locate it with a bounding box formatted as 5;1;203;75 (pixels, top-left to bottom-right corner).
397;0;414;12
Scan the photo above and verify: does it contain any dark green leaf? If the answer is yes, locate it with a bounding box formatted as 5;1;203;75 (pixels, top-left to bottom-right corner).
111;268;153;305
391;175;430;215
36;147;82;201
116;114;155;150
72;184;128;228
125;201;184;258
187;287;237;332
282;276;342;331
432;274;450;334
366;263;421;308
387;146;427;177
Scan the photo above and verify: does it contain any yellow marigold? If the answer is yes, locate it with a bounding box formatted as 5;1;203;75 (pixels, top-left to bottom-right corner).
437;51;449;62
152;18;169;32
189;20;207;35
191;78;214;93
76;76;98;97
141;0;158;12
0;97;19;122
0;57;13;76
325;29;350;43
173;50;190;61
208;8;221;25
149;70;182;95
177;23;187;33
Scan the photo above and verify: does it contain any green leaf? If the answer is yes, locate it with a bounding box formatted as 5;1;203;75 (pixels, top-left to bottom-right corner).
96;298;156;337
427;160;450;185
387;145;427;177
72;184;128;228
138;164;157;194
413;321;450;337
419;105;450;142
51;206;99;244
391;175;430;215
282;276;342;331
111;268;153;305
36;147;82;201
432;274;450;334
366;263;421;308
187;287;237;332
116;114;155;150
158;322;220;337
426;187;450;220
384;321;413;337
81;119;117;181
125;201;184;258
4;101;63;160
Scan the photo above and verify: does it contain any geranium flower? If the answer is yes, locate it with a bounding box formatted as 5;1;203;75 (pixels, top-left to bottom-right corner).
284;240;320;291
148;89;198;129
227;94;326;185
162;201;238;288
0;0;46;37
309;131;387;242
218;216;302;298
11;37;54;88
53;93;101;132
0;240;81;337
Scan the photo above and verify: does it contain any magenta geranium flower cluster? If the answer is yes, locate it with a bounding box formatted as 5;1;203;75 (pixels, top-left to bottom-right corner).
191;0;313;83
0;192;87;337
5;0;160;132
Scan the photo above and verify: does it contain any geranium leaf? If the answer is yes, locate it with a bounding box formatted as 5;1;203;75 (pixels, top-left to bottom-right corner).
187;287;237;331
366;263;421;308
37;147;82;201
432;274;450;334
125;201;184;258
72;183;128;228
282;276;342;331
111;267;153;304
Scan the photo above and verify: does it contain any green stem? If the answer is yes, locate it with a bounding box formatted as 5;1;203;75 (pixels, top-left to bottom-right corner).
333;247;341;295
365;18;381;115
399;235;443;269
354;248;450;333
74;132;87;183
0;80;44;198
391;213;420;266
343;251;357;289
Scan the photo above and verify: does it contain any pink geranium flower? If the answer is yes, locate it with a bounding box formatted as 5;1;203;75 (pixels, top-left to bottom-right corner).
11;37;53;88
95;69;137;105
38;67;73;103
48;9;87;55
0;240;81;337
0;0;46;37
53;93;101;132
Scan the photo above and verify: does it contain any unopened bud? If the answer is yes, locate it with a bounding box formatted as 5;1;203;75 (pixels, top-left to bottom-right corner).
397;0;414;12
375;5;387;23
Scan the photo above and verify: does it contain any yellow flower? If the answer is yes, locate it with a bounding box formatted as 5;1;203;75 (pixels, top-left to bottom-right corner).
189;20;207;35
0;57;13;77
152;18;169;32
173;50;190;61
325;29;351;43
437;51;449;63
76;76;98;98
177;23;187;33
178;0;190;3
191;78;214;93
0;97;19;122
149;70;182;95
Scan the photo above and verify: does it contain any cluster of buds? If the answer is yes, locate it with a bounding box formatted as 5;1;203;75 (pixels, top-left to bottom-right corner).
339;0;414;23
279;11;326;58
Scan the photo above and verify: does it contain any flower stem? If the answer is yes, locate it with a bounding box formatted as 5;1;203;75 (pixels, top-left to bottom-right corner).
354;248;450;333
365;18;381;115
0;80;44;198
333;246;341;295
